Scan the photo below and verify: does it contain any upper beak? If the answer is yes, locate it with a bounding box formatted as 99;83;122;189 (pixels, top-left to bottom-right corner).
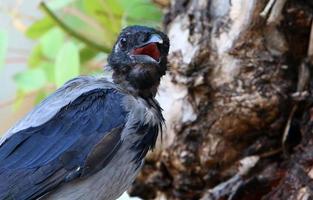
143;34;163;46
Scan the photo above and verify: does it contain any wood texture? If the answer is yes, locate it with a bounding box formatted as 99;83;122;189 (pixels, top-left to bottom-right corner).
130;0;313;199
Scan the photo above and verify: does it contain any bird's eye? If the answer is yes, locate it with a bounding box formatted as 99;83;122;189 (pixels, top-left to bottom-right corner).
119;37;127;49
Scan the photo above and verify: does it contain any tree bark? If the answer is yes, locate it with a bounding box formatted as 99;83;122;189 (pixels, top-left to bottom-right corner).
130;0;313;199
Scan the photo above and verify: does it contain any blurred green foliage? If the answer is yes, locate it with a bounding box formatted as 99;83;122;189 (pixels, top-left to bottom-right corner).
4;0;163;104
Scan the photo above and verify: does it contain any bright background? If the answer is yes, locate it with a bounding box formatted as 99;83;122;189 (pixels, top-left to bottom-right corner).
0;0;42;133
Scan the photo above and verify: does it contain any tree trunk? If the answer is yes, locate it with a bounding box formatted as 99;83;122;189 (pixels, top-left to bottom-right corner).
130;0;313;199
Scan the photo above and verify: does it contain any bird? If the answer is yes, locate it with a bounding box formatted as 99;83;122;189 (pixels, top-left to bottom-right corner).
0;25;170;200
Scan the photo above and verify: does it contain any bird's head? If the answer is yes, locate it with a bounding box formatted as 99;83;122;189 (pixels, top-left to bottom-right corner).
108;25;170;97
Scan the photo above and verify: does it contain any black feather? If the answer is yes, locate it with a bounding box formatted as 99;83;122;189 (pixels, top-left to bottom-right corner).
0;88;128;200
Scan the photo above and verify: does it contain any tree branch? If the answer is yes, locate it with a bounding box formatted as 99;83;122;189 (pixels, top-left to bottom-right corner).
39;2;111;53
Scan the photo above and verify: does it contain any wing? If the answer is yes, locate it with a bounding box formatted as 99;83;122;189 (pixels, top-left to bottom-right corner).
0;77;128;200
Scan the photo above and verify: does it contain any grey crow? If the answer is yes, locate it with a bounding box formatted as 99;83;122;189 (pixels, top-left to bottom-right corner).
0;25;170;200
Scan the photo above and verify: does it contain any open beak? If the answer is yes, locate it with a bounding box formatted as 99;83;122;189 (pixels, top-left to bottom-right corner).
132;34;163;62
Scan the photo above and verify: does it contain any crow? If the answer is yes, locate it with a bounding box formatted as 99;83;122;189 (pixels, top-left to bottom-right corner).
0;25;170;200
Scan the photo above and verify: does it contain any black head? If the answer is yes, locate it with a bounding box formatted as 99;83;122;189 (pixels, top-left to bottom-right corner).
108;25;170;97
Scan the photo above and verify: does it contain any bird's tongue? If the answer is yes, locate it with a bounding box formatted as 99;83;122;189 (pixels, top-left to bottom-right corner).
133;43;160;61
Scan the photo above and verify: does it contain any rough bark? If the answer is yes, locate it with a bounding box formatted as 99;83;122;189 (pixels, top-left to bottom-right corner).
129;0;313;199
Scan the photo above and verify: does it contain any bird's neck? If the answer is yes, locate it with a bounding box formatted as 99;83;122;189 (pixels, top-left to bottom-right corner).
112;72;159;99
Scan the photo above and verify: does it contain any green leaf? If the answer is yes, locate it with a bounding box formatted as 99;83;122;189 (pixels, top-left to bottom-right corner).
40;28;64;59
47;0;76;10
13;90;26;111
80;47;98;63
82;0;121;41
55;42;80;87
26;17;55;39
14;68;47;92
40;61;55;82
119;0;162;27
34;90;48;104
28;44;43;67
127;4;162;21
0;30;8;72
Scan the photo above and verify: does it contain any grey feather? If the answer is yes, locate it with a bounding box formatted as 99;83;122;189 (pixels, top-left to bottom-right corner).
0;76;117;146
